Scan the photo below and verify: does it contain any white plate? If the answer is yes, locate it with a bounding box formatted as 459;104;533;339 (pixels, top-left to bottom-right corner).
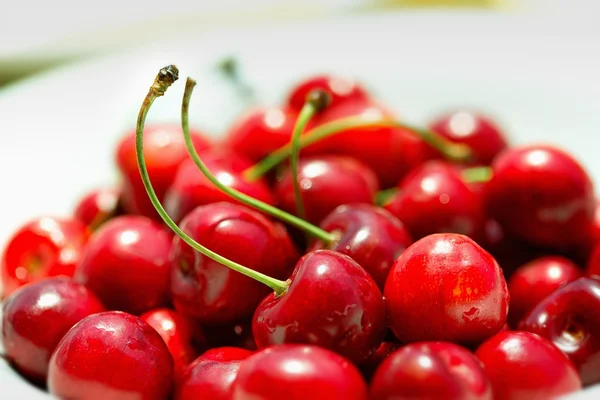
1;9;600;399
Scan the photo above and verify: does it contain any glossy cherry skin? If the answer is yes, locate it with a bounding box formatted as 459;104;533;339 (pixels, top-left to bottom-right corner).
140;308;208;382
170;202;298;325
73;216;172;315
507;256;582;327
73;187;122;230
383;161;485;240
253;249;386;364
116;123;212;220
370;342;492;400
231;344;368;400
518;277;600;385
428;111;509;165
1;277;105;383
1;217;89;298
484;144;595;250
385;233;509;344
164;149;275;223
475;331;581;399
175;347;253;400
48;311;173;400
286;74;370;112
309;204;413;289
275;155;379;225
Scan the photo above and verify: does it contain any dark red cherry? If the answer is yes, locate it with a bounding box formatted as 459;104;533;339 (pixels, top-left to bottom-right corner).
1;217;89;298
1;277;105;383
383;161;485;240
275;155;379;225
360;342;401;382
586;240;600;277
475;331;581;399
253;249;386;364
164;149;275;223
116;123;212;220
507;256;582;327
428;111;509;165
175;347;253;400
484;144;595;250
73;187;122;230
384;233;509;344
204;319;257;350
48;311;173;400
231;344;368;400
370;342;492;400
170;202;298;325
518;276;600;385
286;74;370;112
309;203;412;289
73;216;172;315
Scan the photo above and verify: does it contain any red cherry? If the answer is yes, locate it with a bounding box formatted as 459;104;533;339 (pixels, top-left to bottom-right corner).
428;111;509;165
73;216;172;315
309;203;413;289
275;155;379;225
252;249;386;364
475;331;582;399
518;276;600;385
286;74;370;112
383;161;485;240
507;256;582;327
204;319;257;351
586;240;600;277
48;311;173;400
484;144;595;250
1;277;105;383
231;344;368;400
370;342;492;400
1;217;89;298
360;342;401;382
174;347;253;400
170;202;298;325
73;187;122;229
384;233;509;344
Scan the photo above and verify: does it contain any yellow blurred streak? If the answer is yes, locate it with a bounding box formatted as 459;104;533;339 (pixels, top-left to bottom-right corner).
364;0;508;9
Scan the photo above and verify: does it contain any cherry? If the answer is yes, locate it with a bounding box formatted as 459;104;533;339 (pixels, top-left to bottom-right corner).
204;318;257;350
383;160;485;240
253;249;386;364
507;256;582;327
170;202;298;325
73;187;122;230
370;342;492;400
47;311;173;400
384;233;509;344
586;239;600;276
475;331;582;399
286;74;370;113
73;215;172;315
1;217;89;298
231;344;368;400
360;341;401;382
140;308;208;382
518;276;600;385
484;144;595;250
174;347;253;400
1;277;105;383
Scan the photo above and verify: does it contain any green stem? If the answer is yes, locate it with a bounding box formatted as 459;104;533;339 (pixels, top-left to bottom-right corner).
136;66;289;296
462;166;493;183
181;77;337;244
375;187;399;206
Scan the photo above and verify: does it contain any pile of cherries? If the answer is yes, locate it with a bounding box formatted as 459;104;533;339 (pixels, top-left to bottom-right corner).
2;65;600;400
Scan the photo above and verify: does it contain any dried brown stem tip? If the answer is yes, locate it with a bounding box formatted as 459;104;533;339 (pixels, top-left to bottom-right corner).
150;65;179;97
306;89;332;112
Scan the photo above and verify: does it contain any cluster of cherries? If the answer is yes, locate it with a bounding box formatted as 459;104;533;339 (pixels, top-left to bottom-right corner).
2;64;600;400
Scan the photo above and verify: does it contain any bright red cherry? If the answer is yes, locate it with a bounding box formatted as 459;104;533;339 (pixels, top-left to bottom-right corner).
73;216;172;315
286;74;370;112
231;344;368;400
518;276;600;385
384;233;509;344
507;256;582;327
1;277;105;383
1;217;89;298
484;144;595;250
48;311;173;400
175;347;253;400
275;155;379;225
73;187;122;230
383;161;485;240
253;249;386;364
309;204;413;289
170;202;298;325
370;342;492;400
475;331;582;399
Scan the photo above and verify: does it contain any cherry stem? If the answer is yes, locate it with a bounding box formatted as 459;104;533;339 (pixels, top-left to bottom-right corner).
375;187;399;206
135;66;289;296
243;116;473;182
462;166;493;183
181;77;337;244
